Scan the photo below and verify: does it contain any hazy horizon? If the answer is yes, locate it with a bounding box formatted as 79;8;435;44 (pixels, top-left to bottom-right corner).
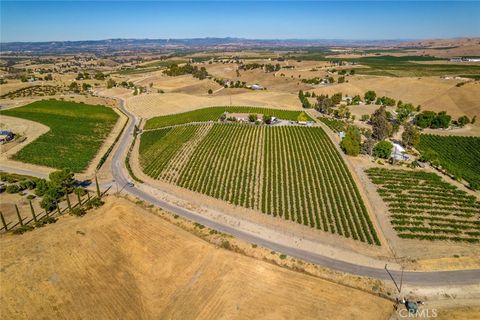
1;1;479;42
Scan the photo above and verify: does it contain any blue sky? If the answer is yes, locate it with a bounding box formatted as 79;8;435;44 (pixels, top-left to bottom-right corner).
1;1;479;42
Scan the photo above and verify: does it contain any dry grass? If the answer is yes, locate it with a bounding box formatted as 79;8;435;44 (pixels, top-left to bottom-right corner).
127;91;302;118
0;81;35;96
0;197;393;320
309;76;480;118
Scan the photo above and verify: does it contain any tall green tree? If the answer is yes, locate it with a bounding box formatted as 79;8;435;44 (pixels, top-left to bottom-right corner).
340;126;361;156
364;90;377;103
415;111;436;128
402;122;420;147
371;106;392;140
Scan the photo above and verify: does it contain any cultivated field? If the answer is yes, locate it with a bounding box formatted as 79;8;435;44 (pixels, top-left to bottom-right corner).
366;168;480;243
0;197;393;319
143;106;310;129
127;91;302;118
140;123;380;245
0;100;119;172
416;134;480;189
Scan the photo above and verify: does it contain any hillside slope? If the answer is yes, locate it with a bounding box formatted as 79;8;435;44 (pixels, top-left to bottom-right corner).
0;198;392;320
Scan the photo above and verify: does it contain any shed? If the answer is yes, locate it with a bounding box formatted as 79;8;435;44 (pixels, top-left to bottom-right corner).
391;142;408;161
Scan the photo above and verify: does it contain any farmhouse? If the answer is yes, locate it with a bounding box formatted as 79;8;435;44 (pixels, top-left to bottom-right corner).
391;142;408;161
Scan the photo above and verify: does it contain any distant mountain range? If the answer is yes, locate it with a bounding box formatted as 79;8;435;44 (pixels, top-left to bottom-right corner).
0;37;407;54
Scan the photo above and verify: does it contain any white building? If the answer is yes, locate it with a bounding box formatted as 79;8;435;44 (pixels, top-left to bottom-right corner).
391;143;408;161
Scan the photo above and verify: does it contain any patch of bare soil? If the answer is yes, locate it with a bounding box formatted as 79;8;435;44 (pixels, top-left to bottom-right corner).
0;197;393;320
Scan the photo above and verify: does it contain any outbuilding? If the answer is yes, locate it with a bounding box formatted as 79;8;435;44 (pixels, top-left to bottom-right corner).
391;142;408;161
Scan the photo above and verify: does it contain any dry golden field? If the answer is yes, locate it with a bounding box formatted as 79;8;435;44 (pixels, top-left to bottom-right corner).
0;197;393;320
309;76;480;119
0;81;36;96
127;91;302;118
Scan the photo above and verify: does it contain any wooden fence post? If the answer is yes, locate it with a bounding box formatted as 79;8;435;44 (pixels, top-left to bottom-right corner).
15;204;23;227
0;211;7;231
45;208;49;218
56;201;61;215
77;192;82;206
87;190;91;201
95;175;101;198
30;200;37;222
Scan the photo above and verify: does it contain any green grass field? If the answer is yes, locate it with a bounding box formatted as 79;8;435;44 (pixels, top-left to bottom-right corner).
367;168;480;243
144;106;312;129
1;100;118;172
416;134;480;189
140;123;380;245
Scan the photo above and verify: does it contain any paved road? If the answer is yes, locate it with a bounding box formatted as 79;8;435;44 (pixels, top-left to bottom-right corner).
111;100;480;286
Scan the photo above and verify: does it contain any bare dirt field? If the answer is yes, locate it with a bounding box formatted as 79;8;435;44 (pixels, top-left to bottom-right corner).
127;91;302;118
309;75;480;119
0;197;393;320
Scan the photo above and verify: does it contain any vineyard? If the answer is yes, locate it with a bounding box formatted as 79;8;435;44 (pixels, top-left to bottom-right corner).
0;100;118;172
416;134;480;189
317;117;348;133
140;123;380;245
366;168;480;243
144;106;311;129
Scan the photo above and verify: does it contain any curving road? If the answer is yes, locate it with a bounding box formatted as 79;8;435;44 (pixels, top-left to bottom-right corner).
110;99;480;286
4;97;478;285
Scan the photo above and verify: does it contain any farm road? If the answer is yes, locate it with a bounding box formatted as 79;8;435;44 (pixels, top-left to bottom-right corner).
111;99;480;286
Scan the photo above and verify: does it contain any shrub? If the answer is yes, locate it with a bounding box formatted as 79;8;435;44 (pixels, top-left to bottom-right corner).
6;184;20;193
34;216;57;228
84;197;104;209
71;207;87;217
12;225;34;235
40;195;57;212
221;239;231;250
373;141;393;159
19;179;36;190
74;187;87;196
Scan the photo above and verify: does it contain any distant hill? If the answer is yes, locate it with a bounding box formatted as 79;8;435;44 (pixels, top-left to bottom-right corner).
0;37;404;54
